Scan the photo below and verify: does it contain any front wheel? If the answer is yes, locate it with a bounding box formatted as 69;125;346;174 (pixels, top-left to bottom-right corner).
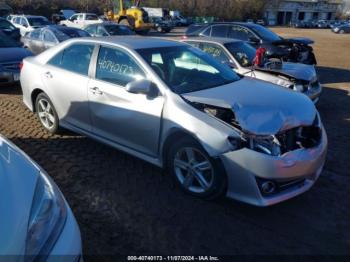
167;137;227;199
35;93;59;134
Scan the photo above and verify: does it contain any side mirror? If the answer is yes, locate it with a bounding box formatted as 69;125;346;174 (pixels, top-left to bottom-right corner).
249;36;260;44
125;79;158;97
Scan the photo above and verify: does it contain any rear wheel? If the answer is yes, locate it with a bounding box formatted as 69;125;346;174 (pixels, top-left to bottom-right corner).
156;26;163;33
167;137;227;199
339;30;345;34
35;93;59;134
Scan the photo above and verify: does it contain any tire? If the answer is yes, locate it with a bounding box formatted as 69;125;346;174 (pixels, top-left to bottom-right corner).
167;137;227;199
340;30;345;34
35;93;59;134
156;26;163;33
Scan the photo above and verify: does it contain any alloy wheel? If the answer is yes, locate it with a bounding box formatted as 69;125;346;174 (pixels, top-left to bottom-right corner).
37;98;56;130
174;147;214;194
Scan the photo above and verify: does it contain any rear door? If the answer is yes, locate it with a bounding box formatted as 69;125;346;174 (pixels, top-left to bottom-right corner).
87;45;164;156
41;43;95;131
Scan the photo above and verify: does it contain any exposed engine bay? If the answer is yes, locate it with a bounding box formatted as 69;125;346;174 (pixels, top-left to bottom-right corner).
190;102;322;156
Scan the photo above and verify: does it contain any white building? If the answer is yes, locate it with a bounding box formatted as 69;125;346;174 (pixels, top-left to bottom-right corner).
264;0;343;25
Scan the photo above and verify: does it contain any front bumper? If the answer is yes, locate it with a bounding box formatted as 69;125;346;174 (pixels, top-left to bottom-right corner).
48;202;82;261
220;127;327;206
0;71;20;87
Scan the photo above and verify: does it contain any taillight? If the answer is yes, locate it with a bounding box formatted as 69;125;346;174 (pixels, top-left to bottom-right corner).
19;62;23;71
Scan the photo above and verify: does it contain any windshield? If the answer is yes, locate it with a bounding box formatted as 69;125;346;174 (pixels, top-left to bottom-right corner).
250;24;281;42
137;46;241;94
104;25;134;35
28;17;50;26
224;42;256;67
0;32;20;47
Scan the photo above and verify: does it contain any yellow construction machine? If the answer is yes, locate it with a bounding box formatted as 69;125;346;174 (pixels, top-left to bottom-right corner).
106;0;153;33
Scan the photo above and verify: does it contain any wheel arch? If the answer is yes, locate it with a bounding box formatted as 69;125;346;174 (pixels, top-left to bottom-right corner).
31;88;45;112
161;128;208;168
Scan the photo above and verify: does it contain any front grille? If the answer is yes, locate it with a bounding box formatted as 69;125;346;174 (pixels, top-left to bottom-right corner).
275;117;322;154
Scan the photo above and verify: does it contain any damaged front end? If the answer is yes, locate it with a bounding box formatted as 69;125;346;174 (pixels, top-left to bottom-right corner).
187;101;322;157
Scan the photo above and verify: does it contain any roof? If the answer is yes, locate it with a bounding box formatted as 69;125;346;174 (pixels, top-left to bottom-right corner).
183;36;242;45
72;36;186;50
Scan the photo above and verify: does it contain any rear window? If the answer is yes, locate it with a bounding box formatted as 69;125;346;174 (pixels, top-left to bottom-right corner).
0;19;15;30
27;17;50;27
185;24;207;36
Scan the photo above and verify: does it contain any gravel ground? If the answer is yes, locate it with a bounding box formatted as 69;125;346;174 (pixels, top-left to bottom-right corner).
0;28;349;258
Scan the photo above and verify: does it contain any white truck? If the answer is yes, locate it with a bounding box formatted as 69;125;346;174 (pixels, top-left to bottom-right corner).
142;7;169;19
59;13;103;29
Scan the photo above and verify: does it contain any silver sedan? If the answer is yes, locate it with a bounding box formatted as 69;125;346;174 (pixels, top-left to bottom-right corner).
20;36;327;206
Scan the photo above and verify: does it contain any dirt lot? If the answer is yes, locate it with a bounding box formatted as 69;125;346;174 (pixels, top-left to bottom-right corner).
0;28;349;258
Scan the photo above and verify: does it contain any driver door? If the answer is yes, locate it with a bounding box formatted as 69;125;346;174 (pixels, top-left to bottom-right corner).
88;46;164;156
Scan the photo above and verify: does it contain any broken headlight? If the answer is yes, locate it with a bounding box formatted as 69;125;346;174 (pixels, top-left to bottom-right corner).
248;136;281;156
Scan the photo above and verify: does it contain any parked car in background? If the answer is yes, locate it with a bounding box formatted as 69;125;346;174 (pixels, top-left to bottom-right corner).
0;17;20;41
256;19;265;26
182;37;322;103
21;25;90;54
0;31;32;87
84;22;134;37
11;15;51;36
0;134;82;259
185;22;317;64
59;13;103;29
20;37;327;206
150;17;174;33
332;23;350;34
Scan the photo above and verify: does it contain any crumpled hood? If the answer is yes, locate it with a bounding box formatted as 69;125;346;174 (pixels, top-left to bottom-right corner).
257;62;317;82
0;136;38;255
0;47;32;64
183;77;316;135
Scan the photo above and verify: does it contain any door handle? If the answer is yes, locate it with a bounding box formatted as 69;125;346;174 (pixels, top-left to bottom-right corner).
44;72;53;78
89;87;103;95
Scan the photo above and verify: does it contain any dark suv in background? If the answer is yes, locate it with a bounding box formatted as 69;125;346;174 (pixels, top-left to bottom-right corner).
0;17;20;41
185;22;317;65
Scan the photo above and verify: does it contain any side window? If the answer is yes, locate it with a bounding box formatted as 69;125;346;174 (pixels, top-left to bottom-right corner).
14;17;20;24
21;18;29;27
43;31;57;43
96;46;145;86
200;26;211;36
85;25;96;35
48;44;94;76
184;41;201;49
78;15;84;21
97;26;108;36
211;25;229;38
29;29;41;40
70;15;78;21
228;26;255;41
199;43;230;64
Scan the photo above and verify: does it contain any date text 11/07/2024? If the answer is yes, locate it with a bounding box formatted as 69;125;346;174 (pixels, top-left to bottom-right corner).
127;256;220;261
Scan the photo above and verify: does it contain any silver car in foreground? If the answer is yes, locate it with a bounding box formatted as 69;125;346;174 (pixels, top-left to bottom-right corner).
20;36;327;206
0;135;82;260
182;37;322;103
